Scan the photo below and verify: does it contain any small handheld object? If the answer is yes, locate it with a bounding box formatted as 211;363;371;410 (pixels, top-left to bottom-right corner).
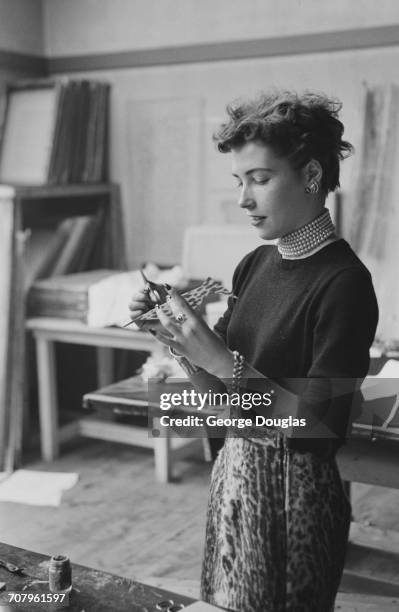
123;269;171;329
0;559;25;575
140;269;170;306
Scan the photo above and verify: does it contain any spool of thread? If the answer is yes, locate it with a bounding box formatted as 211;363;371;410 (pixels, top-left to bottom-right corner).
48;555;72;593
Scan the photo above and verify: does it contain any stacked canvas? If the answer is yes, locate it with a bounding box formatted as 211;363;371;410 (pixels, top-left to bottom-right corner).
28;269;144;327
0;78;110;185
24;212;105;291
48;79;110;184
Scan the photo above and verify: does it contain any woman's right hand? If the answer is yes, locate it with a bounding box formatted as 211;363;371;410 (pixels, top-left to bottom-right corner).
128;288;152;321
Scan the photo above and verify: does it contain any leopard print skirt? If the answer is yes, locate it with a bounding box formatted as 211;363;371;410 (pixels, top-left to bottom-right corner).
200;430;351;612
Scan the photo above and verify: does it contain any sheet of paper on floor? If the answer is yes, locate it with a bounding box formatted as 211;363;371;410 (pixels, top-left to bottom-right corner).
0;470;78;506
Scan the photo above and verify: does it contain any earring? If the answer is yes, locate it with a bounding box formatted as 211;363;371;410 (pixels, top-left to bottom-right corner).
305;181;319;195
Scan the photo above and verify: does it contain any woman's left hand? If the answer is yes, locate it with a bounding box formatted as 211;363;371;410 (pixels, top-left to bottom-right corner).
154;289;232;376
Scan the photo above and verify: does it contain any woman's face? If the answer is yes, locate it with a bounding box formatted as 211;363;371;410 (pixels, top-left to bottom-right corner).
231;140;320;240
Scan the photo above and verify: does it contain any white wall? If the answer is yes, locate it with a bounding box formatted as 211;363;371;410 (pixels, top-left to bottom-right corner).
0;0;45;124
43;0;399;56
0;0;43;55
49;43;399;267
32;1;399;267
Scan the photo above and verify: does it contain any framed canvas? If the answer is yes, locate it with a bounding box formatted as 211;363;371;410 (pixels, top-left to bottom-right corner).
0;81;59;185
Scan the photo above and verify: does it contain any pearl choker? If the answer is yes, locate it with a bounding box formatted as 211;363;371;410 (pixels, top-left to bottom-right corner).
277;208;336;259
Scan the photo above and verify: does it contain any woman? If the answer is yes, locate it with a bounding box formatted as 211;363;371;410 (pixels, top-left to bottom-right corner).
129;91;378;612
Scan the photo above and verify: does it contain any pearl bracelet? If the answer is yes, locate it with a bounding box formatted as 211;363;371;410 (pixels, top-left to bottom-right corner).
231;350;245;393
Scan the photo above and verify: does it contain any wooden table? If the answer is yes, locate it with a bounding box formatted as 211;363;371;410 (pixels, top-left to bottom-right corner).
26;318;157;462
26;318;200;483
83;376;217;483
0;542;195;611
337;355;399;491
337;436;399;490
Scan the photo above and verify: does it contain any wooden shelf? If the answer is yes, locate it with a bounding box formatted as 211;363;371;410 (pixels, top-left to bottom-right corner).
10;182;117;199
0;183;127;471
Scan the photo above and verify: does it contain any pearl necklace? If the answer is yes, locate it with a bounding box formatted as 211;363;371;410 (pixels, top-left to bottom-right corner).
277;208;336;259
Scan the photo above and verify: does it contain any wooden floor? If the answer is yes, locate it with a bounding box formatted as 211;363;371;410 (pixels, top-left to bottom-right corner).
1;438;399;610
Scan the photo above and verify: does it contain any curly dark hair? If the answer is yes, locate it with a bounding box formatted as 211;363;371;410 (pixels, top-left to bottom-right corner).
213;90;353;193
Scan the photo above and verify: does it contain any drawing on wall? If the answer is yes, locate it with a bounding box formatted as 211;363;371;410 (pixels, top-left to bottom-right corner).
126;97;204;267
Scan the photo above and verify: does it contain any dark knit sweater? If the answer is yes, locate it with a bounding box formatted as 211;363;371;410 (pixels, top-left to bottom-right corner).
214;239;379;451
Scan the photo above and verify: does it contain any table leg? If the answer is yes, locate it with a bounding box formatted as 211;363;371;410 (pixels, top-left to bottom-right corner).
97;347;113;387
35;337;58;461
152;417;171;483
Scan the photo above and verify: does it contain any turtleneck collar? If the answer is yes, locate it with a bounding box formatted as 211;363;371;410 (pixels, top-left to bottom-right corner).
277;208;336;259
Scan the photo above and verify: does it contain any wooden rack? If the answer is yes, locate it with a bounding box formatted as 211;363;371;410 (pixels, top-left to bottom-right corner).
0;182;126;472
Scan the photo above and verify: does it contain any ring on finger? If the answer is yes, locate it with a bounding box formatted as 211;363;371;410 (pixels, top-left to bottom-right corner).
175;312;186;324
